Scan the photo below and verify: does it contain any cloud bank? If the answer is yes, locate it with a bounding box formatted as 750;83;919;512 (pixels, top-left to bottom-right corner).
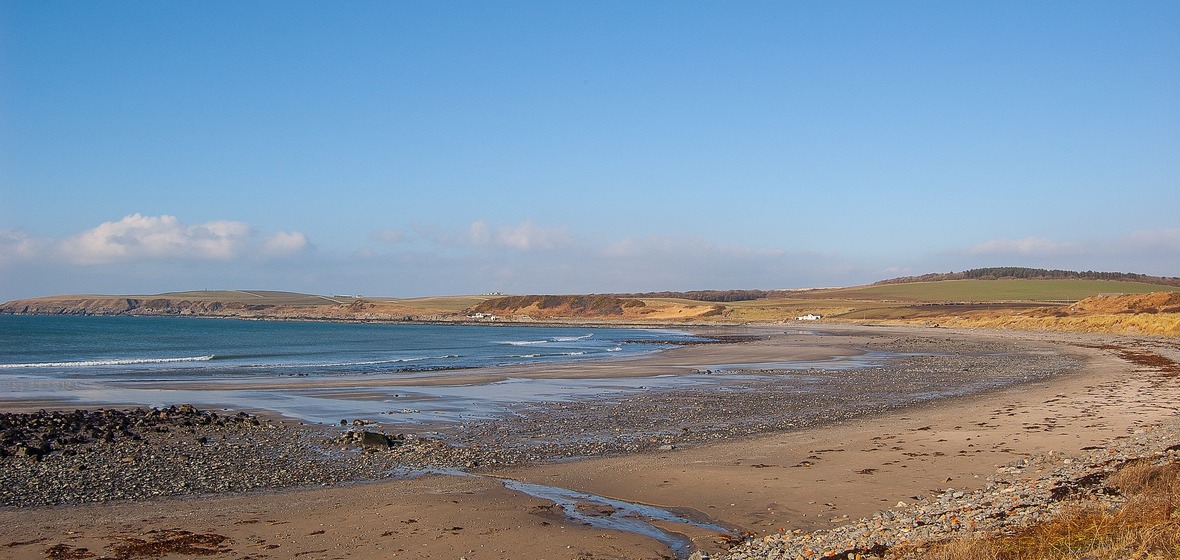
967;236;1084;257
965;230;1180;263
3;214;310;267
2;215;1177;300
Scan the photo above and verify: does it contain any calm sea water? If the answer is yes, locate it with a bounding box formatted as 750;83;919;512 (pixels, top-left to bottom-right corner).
0;315;698;380
0;315;705;424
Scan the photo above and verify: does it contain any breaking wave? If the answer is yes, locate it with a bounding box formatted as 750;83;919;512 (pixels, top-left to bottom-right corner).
299;355;459;368
502;333;593;345
0;355;215;369
551;334;593;342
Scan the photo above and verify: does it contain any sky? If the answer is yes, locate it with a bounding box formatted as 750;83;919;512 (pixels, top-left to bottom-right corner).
1;1;1178;299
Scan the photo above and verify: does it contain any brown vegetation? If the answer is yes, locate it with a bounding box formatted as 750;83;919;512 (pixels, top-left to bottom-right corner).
918;460;1180;560
614;289;782;302
469;295;645;317
924;293;1180;337
3;279;1179;336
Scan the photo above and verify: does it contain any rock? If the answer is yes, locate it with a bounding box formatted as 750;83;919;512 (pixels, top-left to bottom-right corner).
359;431;392;448
15;445;44;460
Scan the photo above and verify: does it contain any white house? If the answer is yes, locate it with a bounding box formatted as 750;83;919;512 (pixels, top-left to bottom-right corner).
795;313;823;321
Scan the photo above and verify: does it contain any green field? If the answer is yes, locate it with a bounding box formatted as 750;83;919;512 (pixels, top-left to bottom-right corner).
11;279;1176;326
158;290;346;306
817;279;1179;303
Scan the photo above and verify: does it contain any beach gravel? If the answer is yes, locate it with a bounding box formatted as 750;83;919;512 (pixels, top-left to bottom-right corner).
0;335;1083;508
0;406;405;507
713;417;1180;559
3;328;1177;560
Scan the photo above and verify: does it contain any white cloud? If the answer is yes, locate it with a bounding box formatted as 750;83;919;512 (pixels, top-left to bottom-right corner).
378;220;574;252
456;220;572;251
57;214;248;264
602;235;783;260
468;220;492;246
373;229;406;243
966;236;1082;257
0;229;35;261
262;231;310;255
29;214;311;265
1116;228;1180;252
602;237;670;258
964;228;1180;262
492;221;571;251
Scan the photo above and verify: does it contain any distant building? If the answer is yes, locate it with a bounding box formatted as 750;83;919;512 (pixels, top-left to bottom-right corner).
795;313;823;321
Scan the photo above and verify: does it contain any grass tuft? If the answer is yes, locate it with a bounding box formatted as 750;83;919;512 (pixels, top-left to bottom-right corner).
918;460;1180;560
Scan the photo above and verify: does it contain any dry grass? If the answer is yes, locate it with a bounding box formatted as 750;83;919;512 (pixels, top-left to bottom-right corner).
825;279;1180;302
919;460;1180;560
930;312;1180;337
8;285;1179;337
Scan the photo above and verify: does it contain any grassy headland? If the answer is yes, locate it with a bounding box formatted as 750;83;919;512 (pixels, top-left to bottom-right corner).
2;273;1178;336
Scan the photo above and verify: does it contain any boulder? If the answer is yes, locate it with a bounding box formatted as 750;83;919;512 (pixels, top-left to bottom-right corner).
359;431;393;448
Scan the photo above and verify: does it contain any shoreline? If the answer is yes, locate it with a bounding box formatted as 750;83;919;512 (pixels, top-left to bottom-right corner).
0;319;734;424
1;325;1178;559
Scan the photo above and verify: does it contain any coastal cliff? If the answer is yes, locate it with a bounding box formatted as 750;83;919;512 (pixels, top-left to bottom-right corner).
0;297;257;317
0;293;457;322
0;291;727;323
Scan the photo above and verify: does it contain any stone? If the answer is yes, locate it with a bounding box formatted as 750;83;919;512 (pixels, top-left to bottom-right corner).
15;445;44;459
359;431;392;448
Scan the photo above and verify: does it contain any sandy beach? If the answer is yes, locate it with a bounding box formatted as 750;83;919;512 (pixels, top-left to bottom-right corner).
2;324;1178;559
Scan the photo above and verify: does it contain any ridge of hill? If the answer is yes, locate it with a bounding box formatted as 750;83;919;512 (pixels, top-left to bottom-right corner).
0;291;488;322
875;267;1180;287
469;295;646;317
3;276;1179;336
467;294;725;321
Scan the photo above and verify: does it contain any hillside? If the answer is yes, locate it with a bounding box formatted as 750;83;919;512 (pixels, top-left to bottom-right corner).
468;295;724;321
3;275;1179;335
875;267;1180;287
912;292;1180;336
0;291;491;322
823;278;1179;303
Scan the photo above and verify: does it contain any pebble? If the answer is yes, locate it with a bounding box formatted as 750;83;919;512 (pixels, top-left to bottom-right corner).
713;417;1180;560
0;406;428;507
0;333;1164;560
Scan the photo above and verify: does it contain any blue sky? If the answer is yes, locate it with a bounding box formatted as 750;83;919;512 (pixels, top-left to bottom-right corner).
2;1;1178;299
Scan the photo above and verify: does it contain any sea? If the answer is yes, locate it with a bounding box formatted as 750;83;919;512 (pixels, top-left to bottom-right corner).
0;315;705;425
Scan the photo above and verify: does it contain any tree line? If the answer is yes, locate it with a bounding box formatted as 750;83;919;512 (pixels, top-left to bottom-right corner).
874;267;1180;287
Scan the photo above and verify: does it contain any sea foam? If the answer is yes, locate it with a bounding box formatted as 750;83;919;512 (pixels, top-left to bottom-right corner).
0;355;215;369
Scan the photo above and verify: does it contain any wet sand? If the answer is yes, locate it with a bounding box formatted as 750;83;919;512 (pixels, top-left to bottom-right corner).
2;324;1178;559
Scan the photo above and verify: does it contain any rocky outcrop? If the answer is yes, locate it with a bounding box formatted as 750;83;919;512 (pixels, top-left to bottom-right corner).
0;297;259;317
